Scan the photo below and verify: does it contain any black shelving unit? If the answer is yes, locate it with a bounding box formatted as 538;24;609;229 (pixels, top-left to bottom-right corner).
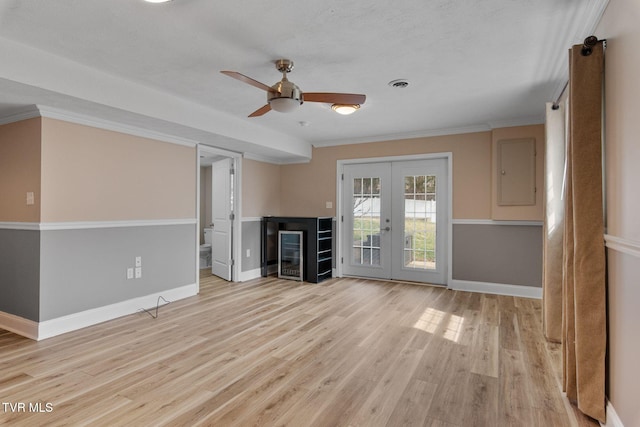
262;217;333;283
316;217;333;283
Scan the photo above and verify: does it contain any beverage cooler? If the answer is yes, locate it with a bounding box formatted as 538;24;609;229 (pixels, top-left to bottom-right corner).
278;231;303;281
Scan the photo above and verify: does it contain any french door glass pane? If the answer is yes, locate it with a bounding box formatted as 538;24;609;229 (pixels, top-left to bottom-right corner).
352;177;381;266
403;174;436;270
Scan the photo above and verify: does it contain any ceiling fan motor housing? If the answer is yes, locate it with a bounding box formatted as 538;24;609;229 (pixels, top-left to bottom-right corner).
268;58;303;111
269;80;302;102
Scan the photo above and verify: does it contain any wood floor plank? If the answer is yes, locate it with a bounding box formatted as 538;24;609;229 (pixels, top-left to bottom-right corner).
347;344;425;426
460;372;499;426
499;348;535;426
470;322;500;378
385;378;438;426
0;273;599;427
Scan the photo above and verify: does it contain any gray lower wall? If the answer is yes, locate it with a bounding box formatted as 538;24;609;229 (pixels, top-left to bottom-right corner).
241;219;540;288
0;229;40;321
241;220;262;272
452;223;542;287
39;224;196;321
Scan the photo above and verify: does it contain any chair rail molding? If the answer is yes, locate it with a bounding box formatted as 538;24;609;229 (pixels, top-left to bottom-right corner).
604;234;640;258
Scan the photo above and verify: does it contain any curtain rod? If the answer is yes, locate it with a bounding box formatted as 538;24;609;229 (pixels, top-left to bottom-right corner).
551;81;569;110
551;36;606;110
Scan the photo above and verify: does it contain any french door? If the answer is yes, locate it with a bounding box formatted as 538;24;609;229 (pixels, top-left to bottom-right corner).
342;158;448;284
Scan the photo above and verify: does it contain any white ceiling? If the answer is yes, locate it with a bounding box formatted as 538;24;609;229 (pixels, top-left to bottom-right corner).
0;0;607;162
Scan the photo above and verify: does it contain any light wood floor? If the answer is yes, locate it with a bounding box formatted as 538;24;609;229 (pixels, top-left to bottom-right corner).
0;273;598;426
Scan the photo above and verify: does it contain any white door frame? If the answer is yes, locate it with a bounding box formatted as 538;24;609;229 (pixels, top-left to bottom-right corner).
197;145;242;286
336;152;453;287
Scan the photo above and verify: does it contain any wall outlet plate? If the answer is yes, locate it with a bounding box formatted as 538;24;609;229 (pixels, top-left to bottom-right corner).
127;268;134;279
135;256;142;267
135;267;142;279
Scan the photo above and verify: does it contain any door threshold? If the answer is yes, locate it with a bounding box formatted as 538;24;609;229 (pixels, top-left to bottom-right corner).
341;275;446;288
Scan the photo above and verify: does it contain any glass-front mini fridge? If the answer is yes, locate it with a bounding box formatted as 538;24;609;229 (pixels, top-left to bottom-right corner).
278;231;303;281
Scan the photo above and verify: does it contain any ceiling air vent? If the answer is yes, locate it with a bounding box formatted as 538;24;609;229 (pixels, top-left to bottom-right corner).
388;79;409;88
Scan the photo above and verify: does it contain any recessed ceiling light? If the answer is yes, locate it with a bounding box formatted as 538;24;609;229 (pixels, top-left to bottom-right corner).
331;104;360;115
144;0;172;3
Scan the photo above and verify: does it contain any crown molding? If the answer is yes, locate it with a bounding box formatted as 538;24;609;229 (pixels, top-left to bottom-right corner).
486;115;545;130
0;105;200;148
312;124;492;148
243;151;311;165
40;105;199;148
0;107;42;126
312;116;545;149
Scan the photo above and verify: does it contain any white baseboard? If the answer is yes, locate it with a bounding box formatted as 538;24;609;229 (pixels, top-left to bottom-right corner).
601;399;625;427
449;279;542;299
0;311;39;340
32;283;197;340
238;268;262;282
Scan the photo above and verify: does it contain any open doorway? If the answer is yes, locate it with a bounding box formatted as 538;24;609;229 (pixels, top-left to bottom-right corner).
198;145;242;282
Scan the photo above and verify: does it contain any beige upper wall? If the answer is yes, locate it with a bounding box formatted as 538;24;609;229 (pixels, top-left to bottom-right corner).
595;0;640;425
598;0;640;241
242;158;281;217
40;118;196;222
0;118;42;223
279;126;543;220
281;132;493;218
491;125;545;221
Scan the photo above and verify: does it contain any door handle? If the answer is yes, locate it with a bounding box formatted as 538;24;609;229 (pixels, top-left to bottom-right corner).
383;226;391;232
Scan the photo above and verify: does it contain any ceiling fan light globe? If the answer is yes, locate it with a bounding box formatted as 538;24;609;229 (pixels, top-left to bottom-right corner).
332;104;360;115
269;97;301;113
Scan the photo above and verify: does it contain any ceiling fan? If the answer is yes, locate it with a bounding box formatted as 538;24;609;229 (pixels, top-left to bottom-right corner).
221;59;366;117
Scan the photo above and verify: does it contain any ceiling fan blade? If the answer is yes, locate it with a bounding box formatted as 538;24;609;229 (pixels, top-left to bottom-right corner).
303;92;366;105
220;71;277;93
248;104;272;117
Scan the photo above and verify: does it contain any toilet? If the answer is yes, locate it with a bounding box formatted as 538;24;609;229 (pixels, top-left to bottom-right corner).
199;228;212;269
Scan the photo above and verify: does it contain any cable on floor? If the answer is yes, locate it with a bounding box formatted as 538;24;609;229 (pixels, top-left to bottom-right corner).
140;296;171;319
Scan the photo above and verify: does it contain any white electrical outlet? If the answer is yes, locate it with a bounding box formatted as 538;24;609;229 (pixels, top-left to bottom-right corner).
246;249;251;258
127;268;134;280
326;201;333;209
135;267;142;279
26;192;35;206
135;256;142;267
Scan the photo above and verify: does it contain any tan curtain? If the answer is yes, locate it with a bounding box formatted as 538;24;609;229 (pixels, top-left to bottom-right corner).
543;101;565;343
562;41;606;422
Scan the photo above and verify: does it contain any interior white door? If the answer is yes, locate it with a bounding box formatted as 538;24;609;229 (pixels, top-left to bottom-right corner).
211;158;233;281
342;163;392;279
342;158;448;285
